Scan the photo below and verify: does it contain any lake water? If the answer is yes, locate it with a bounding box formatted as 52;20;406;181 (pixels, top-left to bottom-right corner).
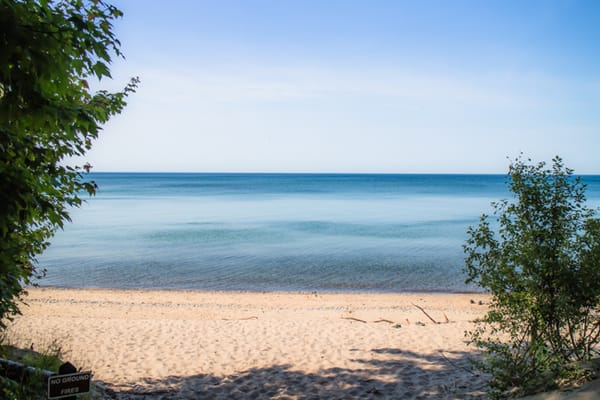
37;173;600;293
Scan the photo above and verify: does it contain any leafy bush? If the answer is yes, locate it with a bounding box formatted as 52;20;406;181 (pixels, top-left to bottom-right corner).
0;0;137;329
464;156;600;398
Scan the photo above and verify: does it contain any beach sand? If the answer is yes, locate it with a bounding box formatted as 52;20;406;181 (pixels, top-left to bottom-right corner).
6;288;491;399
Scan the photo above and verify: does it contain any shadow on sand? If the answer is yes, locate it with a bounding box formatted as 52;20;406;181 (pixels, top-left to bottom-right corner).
106;347;489;400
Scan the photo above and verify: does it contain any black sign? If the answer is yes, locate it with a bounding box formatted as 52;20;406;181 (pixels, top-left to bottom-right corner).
47;371;92;399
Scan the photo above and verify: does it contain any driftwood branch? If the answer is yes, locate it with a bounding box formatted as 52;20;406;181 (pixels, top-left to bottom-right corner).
373;318;394;324
412;303;439;324
342;316;367;323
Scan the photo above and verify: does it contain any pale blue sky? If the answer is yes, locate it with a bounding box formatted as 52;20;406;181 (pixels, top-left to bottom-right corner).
86;0;600;173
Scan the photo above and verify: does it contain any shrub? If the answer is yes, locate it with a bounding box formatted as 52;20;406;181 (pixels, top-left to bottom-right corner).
464;156;600;398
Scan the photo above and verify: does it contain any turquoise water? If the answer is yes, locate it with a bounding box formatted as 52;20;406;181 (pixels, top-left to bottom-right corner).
37;173;600;292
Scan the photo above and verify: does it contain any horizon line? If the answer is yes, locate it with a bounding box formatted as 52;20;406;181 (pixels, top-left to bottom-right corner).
85;171;600;176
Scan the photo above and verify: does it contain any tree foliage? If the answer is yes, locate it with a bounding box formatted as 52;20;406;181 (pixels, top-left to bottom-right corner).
464;156;600;398
0;0;137;329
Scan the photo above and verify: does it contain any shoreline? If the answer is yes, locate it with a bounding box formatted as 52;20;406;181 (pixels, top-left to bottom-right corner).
30;284;485;295
8;287;491;399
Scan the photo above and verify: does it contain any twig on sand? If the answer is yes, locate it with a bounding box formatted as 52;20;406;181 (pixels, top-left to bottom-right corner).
342;316;367;323
443;312;450;323
373;318;394;324
439;351;480;376
221;316;258;321
412;303;439;324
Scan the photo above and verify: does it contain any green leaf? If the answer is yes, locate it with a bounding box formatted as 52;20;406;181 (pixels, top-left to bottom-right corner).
92;61;111;79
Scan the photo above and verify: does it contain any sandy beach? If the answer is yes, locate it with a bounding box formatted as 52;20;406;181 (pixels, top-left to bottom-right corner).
6;288;491;399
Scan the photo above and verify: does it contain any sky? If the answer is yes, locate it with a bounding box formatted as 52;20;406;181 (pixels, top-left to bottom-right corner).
84;0;600;173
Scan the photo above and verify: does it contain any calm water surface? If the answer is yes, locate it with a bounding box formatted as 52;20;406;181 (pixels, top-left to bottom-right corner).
37;173;600;292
